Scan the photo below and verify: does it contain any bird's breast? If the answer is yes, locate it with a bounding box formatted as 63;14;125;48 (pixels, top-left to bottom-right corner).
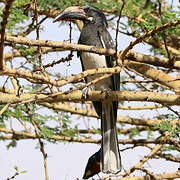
81;52;112;90
81;52;107;69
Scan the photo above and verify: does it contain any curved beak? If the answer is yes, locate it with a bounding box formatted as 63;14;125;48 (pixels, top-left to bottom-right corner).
53;6;86;23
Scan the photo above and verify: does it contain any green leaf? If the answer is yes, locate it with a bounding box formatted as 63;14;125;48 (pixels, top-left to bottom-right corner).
154;120;172;132
40;126;54;139
20;170;27;174
14;165;19;172
129;128;140;138
7;140;17;149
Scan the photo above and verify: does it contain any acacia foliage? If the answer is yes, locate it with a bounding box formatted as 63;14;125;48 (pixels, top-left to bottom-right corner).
0;0;180;179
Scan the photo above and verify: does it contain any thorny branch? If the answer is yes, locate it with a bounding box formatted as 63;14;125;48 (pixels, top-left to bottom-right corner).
25;103;49;180
2;90;180;105
2;34;180;69
32;53;73;72
0;0;15;70
0;2;180;179
0;126;178;145
115;0;125;64
120;20;180;60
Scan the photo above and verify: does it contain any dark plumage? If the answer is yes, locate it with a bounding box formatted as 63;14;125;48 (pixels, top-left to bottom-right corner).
54;6;121;175
83;149;101;179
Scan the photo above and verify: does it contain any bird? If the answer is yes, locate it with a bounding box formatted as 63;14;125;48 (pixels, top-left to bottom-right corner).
53;6;121;174
83;149;101;179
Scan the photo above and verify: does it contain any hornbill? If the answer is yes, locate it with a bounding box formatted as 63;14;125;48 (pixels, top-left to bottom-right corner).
53;6;121;174
83;148;101;179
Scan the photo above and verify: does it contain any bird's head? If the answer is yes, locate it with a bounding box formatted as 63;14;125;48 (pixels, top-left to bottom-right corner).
53;6;108;27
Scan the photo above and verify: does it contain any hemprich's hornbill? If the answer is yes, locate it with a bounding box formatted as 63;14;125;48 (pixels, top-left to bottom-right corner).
53;6;121;174
83;148;101;179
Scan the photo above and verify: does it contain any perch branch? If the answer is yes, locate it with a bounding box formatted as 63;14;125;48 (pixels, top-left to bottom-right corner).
1;90;180;105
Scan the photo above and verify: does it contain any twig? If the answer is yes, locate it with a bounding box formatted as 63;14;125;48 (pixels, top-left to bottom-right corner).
115;0;125;64
101;171;180;180
40;101;164;119
123;144;163;177
34;0;55;95
0;0;15;70
0;126;176;145
34;0;42;67
69;22;72;43
121;123;178;178
123;67;152;91
16;118;31;133
25;103;49;180
1;66;121;88
56;72;113;97
164;104;180;118
0;103;10;115
20;16;48;36
118;104;163;110
135;167;156;179
120;20;180;60
158;0;162;16
163;38;173;63
155;151;180;163
10;76;19;93
33;52;73;72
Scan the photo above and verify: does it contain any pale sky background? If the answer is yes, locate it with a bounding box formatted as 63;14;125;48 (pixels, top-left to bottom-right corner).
0;2;180;179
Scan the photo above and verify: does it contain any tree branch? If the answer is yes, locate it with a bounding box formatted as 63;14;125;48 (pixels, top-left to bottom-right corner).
3;34;180;70
1;62;180;93
0;66;121;87
120;20;180;60
39;102;179;127
1;90;180;105
0;127;177;145
3;34;180;92
0;103;9;115
111;171;180;180
125;60;180;91
0;0;15;70
118;104;163;110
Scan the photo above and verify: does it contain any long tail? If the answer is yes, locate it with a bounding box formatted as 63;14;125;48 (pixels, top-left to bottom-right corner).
101;102;121;174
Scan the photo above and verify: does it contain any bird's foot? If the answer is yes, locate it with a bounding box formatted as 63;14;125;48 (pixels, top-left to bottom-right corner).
101;88;111;98
82;87;90;99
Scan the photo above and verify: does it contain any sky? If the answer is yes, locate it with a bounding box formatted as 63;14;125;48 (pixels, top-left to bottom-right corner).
1;2;180;180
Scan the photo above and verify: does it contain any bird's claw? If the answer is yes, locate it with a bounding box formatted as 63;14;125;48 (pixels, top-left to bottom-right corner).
101;88;110;98
82;87;89;99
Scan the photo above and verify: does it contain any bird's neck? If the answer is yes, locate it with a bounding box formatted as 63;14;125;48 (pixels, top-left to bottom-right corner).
83;22;100;29
80;25;101;46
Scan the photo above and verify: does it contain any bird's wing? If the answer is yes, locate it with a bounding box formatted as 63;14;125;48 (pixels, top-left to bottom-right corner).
98;26;120;116
77;40;85;72
98;26;120;92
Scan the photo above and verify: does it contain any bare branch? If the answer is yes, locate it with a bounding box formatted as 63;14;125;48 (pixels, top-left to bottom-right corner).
120;19;180;60
0;127;178;145
25;103;49;180
115;0;125;64
39;102;179;127
3;34;180;69
1;90;180;106
118;104;163;110
0;0;15;70
110;171;180;180
0;103;9;115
